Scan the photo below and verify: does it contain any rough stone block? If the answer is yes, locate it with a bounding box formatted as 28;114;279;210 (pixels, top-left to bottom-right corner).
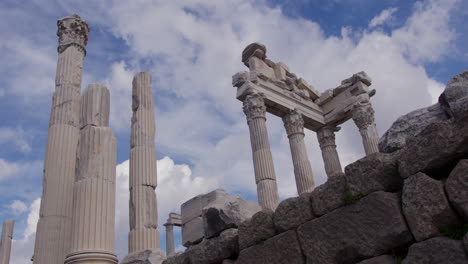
398;118;468;178
238;209;276;250
121;249;166;264
202;195;261;238
274;193;314;233
80;83;110;128
445;159;468;221
162;252;190;264
402;172;459;241
188;228;239;264
310;174;346;216
378;103;448;153
402;237;468;264
357;255;397;264
298;192;412;264
181;189;228;224
236;230;305;264
345;152;402;196
439;70;468;120
182;217;204;247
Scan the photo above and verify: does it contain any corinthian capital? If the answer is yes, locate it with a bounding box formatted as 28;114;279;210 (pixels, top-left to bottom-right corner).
243;93;266;121
352;102;375;130
57;14;89;54
317;126;340;148
283;109;304;136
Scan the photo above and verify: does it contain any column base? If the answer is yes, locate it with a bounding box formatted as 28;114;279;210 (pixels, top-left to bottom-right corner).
64;251;118;264
121;249;166;264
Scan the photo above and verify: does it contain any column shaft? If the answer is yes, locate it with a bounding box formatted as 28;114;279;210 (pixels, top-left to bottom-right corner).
283;110;315;194
317;126;343;178
33;15;89;264
352;102;379;155
165;224;175;256
0;219;14;264
243;93;279;210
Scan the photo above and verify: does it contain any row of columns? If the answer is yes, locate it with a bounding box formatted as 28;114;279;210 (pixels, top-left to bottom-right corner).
242;93;379;210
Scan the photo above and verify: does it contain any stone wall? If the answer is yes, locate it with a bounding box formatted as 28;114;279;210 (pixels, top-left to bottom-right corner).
164;71;468;264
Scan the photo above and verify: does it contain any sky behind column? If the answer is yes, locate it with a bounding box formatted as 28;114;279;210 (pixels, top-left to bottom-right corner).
0;0;467;262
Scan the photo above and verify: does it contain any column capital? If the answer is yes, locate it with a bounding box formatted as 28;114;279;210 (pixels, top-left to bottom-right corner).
282;109;304;136
352;102;375;130
243;93;266;121
57;14;89;54
317;125;340;148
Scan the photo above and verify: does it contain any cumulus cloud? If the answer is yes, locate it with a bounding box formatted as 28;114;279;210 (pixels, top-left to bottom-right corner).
369;7;398;28
8;200;28;215
0;159;19;181
0;127;32;153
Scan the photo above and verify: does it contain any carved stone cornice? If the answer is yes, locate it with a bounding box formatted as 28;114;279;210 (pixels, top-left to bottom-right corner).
352;102;375;130
283;109;304;136
243;93;266;121
57;14;89;54
317;126;340;148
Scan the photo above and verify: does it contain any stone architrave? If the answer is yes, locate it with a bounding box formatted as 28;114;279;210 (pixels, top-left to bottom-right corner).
128;72;161;254
0;219;14;264
243;93;280;210
64;84;117;264
316;126;343;178
33;14;89;264
283;109;315;194
352;101;380;155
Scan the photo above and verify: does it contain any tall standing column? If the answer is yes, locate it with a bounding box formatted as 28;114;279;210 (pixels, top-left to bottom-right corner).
243;93;279;211
164;224;175;256
317;126;343;178
128;72;161;253
282;109;315;194
65;84;117;264
33;14;89;264
0;219;14;264
352;102;379;155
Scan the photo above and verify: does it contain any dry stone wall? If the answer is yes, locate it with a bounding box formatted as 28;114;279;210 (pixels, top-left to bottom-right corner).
164;71;468;264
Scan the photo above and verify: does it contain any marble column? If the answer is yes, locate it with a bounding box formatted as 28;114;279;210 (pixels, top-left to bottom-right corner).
164;224;175;256
64;84;117;264
282;109;315;194
128;72;160;253
0;219;14;264
33;14;89;264
352;102;379;155
317;126;343;178
243;93;279;211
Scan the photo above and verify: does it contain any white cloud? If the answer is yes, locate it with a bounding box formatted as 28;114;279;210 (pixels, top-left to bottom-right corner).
0;159;19;181
0;127;32;153
8;200;28;215
369;7;398;28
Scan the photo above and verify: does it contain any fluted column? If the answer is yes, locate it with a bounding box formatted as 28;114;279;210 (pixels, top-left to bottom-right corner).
128;72;160;253
164;224;175;256
243;93;279;210
283;109;315;194
317;126;343;178
33;14;89;264
65;84;117;264
0;219;14;264
352;102;379;155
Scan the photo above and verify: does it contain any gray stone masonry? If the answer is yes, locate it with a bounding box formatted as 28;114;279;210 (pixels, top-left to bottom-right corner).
238;209;276;250
357;255;397;264
274;193;314;233
439;70;468;120
310;173;346;216
403;237;468;264
445;159;468;222
121;249;166;264
188;229;239;264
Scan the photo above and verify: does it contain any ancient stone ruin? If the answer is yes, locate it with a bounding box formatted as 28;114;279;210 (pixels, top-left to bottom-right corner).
1;13;467;264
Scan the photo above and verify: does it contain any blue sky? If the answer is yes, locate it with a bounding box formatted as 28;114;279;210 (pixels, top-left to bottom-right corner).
0;0;467;262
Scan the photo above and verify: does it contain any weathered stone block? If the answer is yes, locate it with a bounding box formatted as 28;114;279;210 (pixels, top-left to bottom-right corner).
310;174;346;216
445;159;468;222
162;251;190;264
121;249;166;264
403;237;468;264
236;230;305;264
402;172;459;241
298;192;412;264
357;255;397;264
202;195;261;238
181;189;228;224
238;209;276;250
439;70;468;120
188;229;239;264
182;217;204;247
345;152;401;196
274;193;314;233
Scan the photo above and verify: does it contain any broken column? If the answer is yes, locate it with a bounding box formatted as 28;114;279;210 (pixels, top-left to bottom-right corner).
317;126;343;178
0;219;14;264
127;72;162;255
352;101;379;155
282;109;315;194
164;213;182;256
64;84;117;264
243;93;280;210
33;14;89;264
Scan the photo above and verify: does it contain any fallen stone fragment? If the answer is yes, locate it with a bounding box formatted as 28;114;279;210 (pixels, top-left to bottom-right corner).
298;192;412;264
402;172;459;241
439;70;468;120
445;159;468;222
162;251;190;264
188;228;239;264
121;249;166;264
357;255;397;264
402;237;468;264
238;209;276;250
236;230;305;264
310;174;346;216
274;193;314;233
